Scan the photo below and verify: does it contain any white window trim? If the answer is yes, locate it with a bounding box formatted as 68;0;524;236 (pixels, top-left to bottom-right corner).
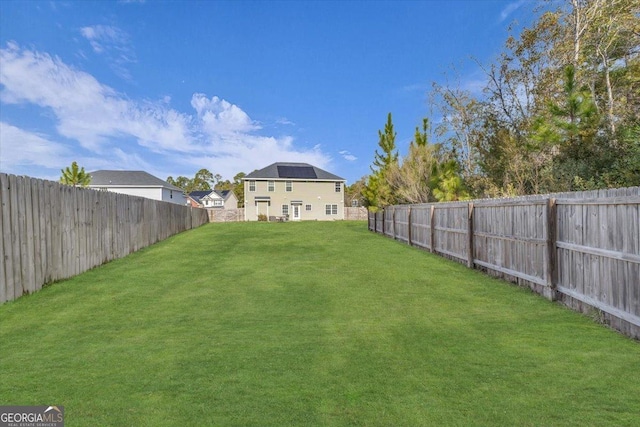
325;204;338;215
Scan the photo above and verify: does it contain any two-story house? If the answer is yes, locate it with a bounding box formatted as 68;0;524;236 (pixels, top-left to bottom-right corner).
243;162;345;221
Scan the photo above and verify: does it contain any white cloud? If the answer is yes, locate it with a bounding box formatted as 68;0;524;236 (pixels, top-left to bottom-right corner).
0;43;331;180
339;150;357;161
80;25;136;80
276;117;295;126
0;122;70;172
0;122;153;179
500;0;527;23
0;43;193;152
191;93;259;135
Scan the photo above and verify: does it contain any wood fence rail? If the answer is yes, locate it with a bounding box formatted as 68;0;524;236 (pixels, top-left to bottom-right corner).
0;173;209;304
368;187;640;339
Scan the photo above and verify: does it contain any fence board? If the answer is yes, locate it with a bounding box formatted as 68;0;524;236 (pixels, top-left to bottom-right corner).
9;175;21;299
0;174;10;303
410;205;432;250
433;204;468;262
393;206;410;243
384;208;394;238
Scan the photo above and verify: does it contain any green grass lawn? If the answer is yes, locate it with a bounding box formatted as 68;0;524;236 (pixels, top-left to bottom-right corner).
1;221;639;426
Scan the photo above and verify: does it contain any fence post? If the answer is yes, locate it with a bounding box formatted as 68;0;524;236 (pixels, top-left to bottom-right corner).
430;205;436;253
467;202;474;268
407;206;412;246
546;197;557;300
373;210;377;233
392;206;396;239
381;208;385;236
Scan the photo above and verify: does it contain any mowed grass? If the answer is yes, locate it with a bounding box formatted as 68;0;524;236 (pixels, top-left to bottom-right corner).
1;221;639;426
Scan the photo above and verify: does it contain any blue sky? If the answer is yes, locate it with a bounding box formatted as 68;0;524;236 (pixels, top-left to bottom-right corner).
0;0;537;185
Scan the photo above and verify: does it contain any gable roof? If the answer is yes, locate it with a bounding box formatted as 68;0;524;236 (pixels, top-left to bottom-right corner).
202;191;223;201
244;162;344;181
216;190;234;200
188;189;235;205
88;170;184;192
188;191;211;203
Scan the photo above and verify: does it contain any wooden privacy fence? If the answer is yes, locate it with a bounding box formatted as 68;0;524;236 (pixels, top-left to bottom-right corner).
207;208;245;223
368;187;640;339
0;173;209;304
344;206;368;221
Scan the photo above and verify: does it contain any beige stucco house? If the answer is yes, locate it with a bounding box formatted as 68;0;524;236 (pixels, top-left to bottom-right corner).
243;162;345;221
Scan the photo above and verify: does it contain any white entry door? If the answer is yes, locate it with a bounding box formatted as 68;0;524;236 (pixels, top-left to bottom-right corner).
292;204;301;221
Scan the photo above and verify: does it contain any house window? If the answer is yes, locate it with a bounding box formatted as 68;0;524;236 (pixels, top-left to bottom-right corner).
249;181;256;192
286;181;292;192
335;182;341;192
268;181;275;192
351;199;359;207
214;200;223;206
282;205;289;216
305;204;312;211
325;204;338;215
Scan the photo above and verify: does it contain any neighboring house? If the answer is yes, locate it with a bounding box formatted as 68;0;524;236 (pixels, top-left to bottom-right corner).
188;190;238;210
243;162;345;221
88;170;187;205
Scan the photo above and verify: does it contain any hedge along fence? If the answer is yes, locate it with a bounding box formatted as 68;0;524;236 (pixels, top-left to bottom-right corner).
0;173;210;304
368;186;640;339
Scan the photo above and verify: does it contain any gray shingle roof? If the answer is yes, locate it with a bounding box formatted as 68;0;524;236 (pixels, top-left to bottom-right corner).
88;170;183;192
244;162;344;180
188;190;233;204
188;190;211;204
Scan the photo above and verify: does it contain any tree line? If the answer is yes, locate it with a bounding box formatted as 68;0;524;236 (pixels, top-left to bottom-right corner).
362;0;639;209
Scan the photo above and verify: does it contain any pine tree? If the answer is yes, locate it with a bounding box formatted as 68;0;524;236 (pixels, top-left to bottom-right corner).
365;113;399;208
59;161;91;187
371;113;399;171
413;118;429;147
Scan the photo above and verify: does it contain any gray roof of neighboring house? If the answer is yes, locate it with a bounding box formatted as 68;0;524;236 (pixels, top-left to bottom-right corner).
188;191;211;204
244;162;345;181
88;170;184;192
217;190;234;200
188;190;234;204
